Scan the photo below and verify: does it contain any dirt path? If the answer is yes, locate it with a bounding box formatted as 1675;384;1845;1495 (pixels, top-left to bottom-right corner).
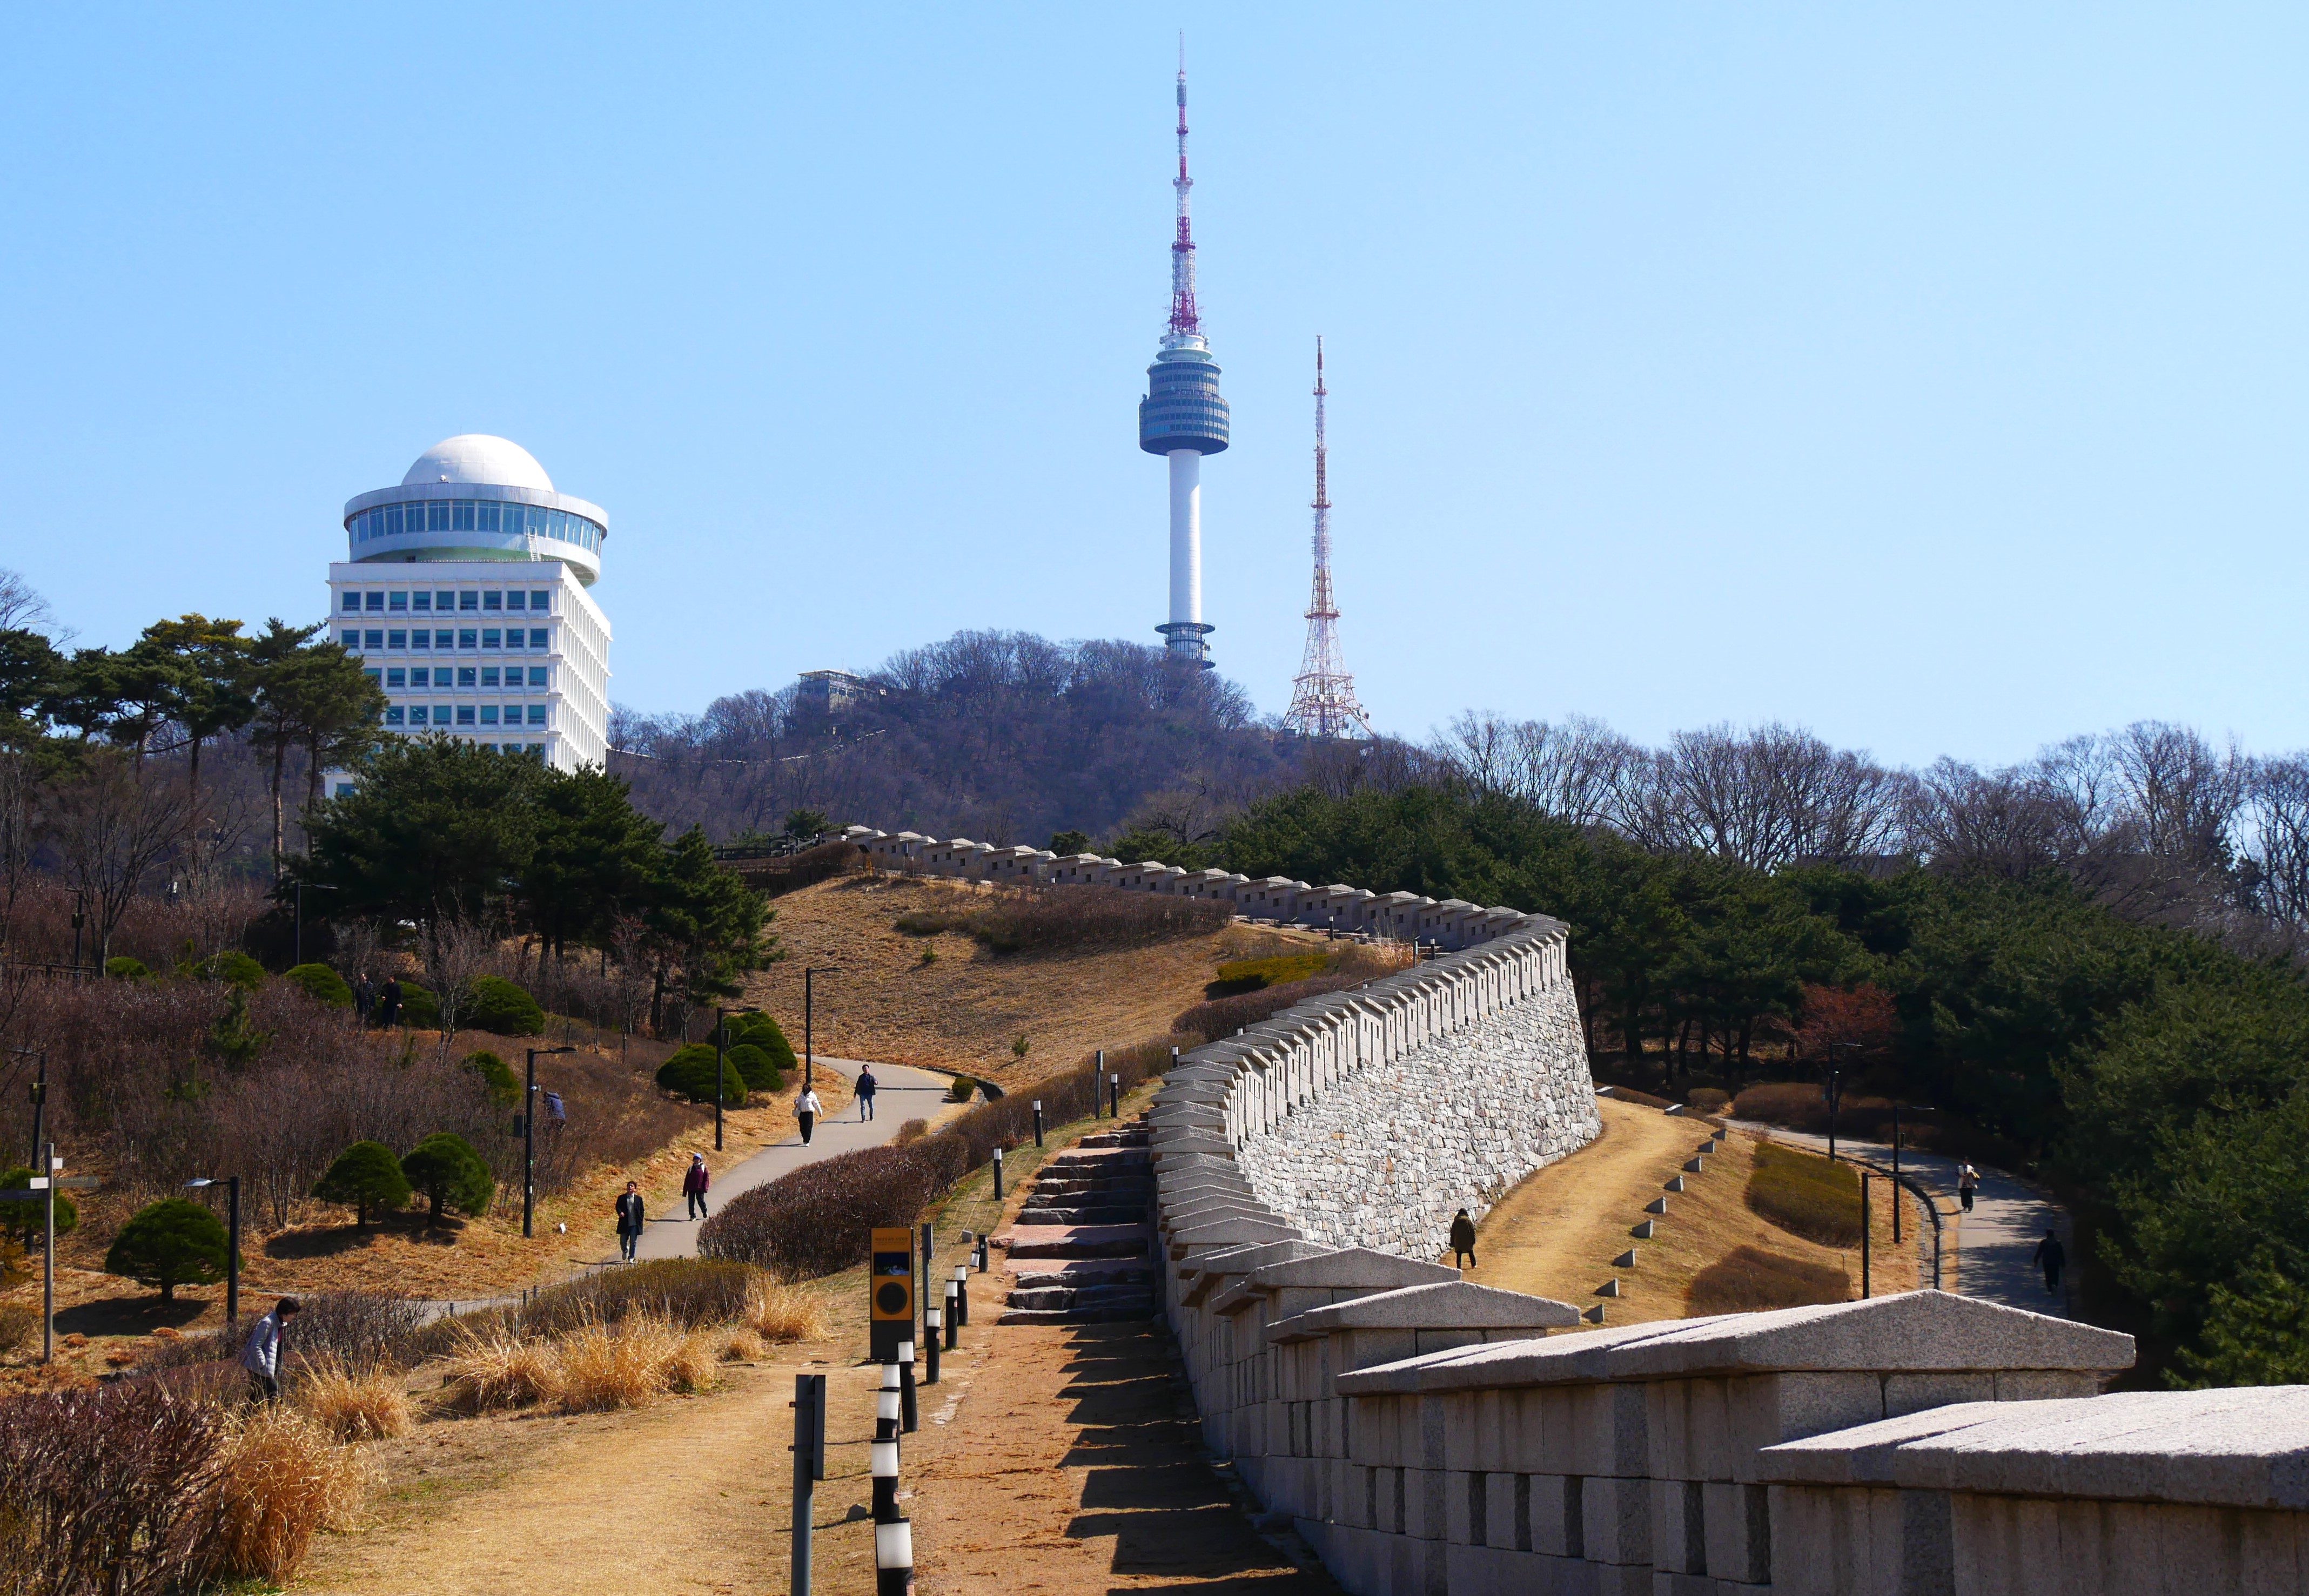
1472;1099;1917;1322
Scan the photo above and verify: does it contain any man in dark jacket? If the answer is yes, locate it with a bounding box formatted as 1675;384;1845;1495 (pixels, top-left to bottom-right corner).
1449;1209;1477;1271
352;973;375;1023
2032;1228;2066;1295
375;975;402;1029
856;1065;878;1121
615;1181;645;1262
682;1154;710;1220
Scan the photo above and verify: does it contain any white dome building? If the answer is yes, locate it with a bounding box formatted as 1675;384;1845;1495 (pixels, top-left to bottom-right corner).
326;434;613;778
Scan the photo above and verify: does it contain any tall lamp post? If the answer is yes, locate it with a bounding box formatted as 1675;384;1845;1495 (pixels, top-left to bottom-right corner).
523;1045;577;1238
1825;1042;1862;1162
803;968;838;1092
292;882;339;968
12;1048;45;1171
184;1175;241;1330
713;1006;760;1152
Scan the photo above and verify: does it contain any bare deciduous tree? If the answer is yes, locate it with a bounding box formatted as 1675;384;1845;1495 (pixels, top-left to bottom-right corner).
47;751;188;965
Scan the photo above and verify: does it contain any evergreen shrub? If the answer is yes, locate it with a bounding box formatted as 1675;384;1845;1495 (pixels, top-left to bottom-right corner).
655;1044;748;1105
193;951;267;991
284;962;353;1006
105;1198;231;1301
399;980;439;1028
400;1133;494;1225
104;957;149;980
466;975;545;1036
460;1050;521;1106
724;1042;781;1093
312;1141;413;1228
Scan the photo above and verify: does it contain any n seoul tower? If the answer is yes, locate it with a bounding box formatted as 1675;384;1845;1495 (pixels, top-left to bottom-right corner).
1139;47;1229;669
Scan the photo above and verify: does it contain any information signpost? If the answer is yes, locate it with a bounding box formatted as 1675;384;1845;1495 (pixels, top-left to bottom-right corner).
869;1225;916;1363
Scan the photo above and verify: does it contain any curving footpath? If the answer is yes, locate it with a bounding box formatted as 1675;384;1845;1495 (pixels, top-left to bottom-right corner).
1722;1120;2072;1316
632;1056;955;1262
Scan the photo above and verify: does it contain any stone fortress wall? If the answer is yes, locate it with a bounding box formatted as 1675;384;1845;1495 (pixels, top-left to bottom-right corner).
844;825;2309;1592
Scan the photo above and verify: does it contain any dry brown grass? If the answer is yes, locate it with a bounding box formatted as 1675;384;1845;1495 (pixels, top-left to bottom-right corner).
294;1355;416;1442
717;1326;770;1362
210;1404;378;1582
432;1325;562;1414
744;1276;830;1344
1687;1245;1851;1314
553;1315;699;1411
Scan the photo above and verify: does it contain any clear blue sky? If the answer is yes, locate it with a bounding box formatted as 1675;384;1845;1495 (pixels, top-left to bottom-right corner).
4;6;2305;769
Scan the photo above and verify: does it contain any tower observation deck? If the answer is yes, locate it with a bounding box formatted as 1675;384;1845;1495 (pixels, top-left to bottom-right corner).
1139;53;1228;669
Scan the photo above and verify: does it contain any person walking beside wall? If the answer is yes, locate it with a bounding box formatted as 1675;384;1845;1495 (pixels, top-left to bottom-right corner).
857;1065;878;1121
796;1085;823;1145
1449;1209;1477;1271
1957;1164;1979;1213
682;1154;710;1220
615;1181;645;1263
2033;1227;2066;1295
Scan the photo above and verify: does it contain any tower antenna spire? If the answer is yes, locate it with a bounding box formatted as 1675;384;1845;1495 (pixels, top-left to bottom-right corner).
1285;336;1373;739
1168;38;1199;337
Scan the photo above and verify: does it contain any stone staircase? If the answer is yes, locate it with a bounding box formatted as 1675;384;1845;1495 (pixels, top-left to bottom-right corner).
995;1121;1156;1325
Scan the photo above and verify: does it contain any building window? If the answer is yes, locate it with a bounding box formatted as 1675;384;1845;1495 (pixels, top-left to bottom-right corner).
363;669;381;684
529;628;548;648
457;667;476;688
460;591;479;612
527;743;545;755
439;629;457;648
527;666;548;687
452;501;475;531
432;705;451;726
412;631;431;650
363;630;383;649
478;501;500;532
338;630;358;648
424;502;446;532
413;591;432;611
480;706;500;725
437;591;455;611
457;629;476;649
410;668;429;687
455;705;475;726
341;592;360;612
481;629;501;649
334;782;356;798
386;630;406;649
506;591;526;611
388;591;407;611
480;667;500;689
482;591;502;611
385;707;405;725
531;591;551;612
386;668;406;688
364;592;384;611
526;704;548;726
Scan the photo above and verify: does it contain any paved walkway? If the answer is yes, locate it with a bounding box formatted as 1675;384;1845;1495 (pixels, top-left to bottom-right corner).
632;1056;955;1261
1722;1121;2072;1317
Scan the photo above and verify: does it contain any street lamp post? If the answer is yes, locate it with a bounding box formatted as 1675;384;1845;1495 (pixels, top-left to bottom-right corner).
293;882;339;968
184;1175;241;1330
69;889;83;974
1825;1042;1862;1162
523;1046;576;1238
804;968;821;1093
12;1048;45;1172
713;1007;760;1153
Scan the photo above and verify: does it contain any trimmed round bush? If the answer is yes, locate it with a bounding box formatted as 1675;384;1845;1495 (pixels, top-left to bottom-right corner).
948;1075;978;1103
399;980;439;1029
193;950;266;991
726;1042;782;1093
104;1198;230;1301
730;1012;797;1076
0;1166;77;1247
104;957;149;980
655;1043;748;1105
466;975;545;1036
285;962;354;1007
312;1140;413;1228
400;1133;494;1226
460;1049;521;1106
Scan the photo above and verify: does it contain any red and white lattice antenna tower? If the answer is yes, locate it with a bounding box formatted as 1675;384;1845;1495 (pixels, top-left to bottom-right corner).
1285;337;1373;739
1167;35;1200;338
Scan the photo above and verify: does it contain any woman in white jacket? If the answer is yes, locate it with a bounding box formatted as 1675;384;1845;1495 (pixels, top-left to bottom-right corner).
795;1086;824;1146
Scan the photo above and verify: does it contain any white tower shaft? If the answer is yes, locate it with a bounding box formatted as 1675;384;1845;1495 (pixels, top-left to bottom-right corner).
1169;449;1202;634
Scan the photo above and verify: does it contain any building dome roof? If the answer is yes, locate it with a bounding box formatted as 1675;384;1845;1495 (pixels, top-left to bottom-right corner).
400;434;555;491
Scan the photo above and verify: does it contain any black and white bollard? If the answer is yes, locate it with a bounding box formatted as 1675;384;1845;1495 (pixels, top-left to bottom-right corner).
992;1147;1003;1200
943;1277;959;1345
975;1234;989;1272
876;1359;902;1447
1032;1100;1043;1147
923;1307;942;1383
954;1264;970;1326
790;1372;825;1596
870;1417;913;1594
897;1338;917;1432
1093;1050;1105;1117
1109;1072;1119;1118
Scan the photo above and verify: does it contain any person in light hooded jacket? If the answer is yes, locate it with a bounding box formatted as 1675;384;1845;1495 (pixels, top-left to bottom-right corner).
795;1086;824;1146
240;1297;301;1402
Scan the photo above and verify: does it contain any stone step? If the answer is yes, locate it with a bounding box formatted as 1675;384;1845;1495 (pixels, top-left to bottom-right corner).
1032;1176;1154;1194
1002;1284;1155;1312
995;1301;1158;1326
1016;1206;1147;1228
1007;1263;1152;1290
1001;1223;1149;1260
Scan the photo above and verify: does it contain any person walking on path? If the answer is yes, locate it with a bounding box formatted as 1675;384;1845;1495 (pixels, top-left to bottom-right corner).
375;974;401;1029
1957;1164;1980;1214
682;1155;710;1220
795;1086;823;1146
239;1297;300;1403
856;1065;877;1121
615;1181;645;1262
2032;1228;2066;1295
1448;1209;1478;1271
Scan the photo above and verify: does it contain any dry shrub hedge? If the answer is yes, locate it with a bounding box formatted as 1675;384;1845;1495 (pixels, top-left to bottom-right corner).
431;1312;722;1415
210;1405;375;1582
293;1355;415;1442
894;884;1229;953
1687;1244;1851;1315
1176;971;1370;1041
1746;1142;1864;1247
0;1382;229;1596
